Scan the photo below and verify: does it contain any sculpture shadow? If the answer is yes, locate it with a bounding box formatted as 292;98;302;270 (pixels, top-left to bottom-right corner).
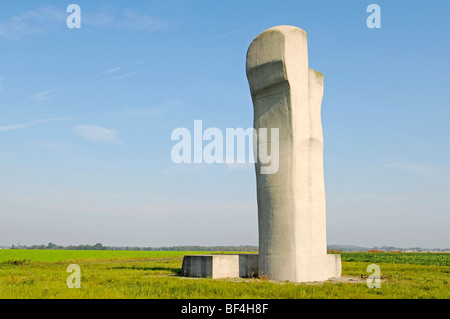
109;265;181;275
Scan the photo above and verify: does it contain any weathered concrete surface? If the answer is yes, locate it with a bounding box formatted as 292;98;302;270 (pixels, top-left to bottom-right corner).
238;254;259;278
212;255;239;279
327;254;342;279
181;254;259;279
181;255;240;279
246;25;334;282
181;253;341;281
181;255;213;278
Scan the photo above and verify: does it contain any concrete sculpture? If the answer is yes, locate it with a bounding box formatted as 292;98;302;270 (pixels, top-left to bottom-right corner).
246;25;336;282
181;25;341;282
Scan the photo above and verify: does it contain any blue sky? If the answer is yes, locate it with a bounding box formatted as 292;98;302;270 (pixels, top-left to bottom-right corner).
0;1;449;248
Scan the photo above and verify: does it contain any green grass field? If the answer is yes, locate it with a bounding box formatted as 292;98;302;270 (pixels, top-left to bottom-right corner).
0;250;448;299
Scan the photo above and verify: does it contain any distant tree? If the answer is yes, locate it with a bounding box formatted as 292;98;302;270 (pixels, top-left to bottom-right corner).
47;242;58;249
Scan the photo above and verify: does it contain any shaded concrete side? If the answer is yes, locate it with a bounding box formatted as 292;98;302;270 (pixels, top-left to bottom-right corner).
181;255;239;279
181;255;213;278
238;254;259;278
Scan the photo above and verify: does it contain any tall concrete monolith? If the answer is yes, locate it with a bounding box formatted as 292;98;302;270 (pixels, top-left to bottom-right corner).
246;25;330;282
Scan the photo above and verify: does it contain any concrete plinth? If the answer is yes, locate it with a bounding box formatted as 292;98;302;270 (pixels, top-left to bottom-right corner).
181;254;340;281
238;254;259;278
181;255;239;279
327;254;342;278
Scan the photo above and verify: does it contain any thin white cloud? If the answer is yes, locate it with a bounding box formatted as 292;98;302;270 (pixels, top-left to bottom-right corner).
0;117;70;132
83;10;171;31
127;60;147;67
112;70;144;80
0;6;171;39
105;59;149;80
81;12;115;28
106;67;121;73
0;123;31;132
30;89;56;102
72;124;127;146
0;6;66;38
206;29;244;41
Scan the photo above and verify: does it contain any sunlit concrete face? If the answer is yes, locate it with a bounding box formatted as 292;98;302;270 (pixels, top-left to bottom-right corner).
246;25;330;282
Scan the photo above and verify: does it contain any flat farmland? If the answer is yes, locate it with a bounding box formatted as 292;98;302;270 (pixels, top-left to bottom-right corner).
0;250;448;299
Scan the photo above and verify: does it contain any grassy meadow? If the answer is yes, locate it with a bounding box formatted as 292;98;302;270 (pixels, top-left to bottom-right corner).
0;250;448;299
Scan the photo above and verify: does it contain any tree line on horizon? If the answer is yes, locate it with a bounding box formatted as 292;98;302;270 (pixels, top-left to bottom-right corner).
7;243;259;252
4;243;448;252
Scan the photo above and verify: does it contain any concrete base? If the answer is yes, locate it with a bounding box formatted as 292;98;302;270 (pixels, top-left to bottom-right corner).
181;254;341;281
181;255;239;279
327;254;342;278
238;254;259;278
